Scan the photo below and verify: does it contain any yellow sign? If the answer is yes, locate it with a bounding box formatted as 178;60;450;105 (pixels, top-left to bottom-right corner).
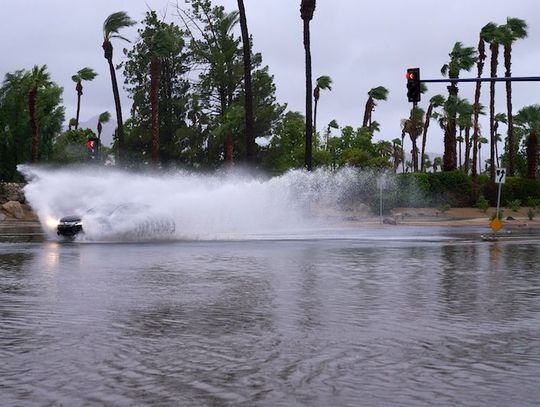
490;218;503;232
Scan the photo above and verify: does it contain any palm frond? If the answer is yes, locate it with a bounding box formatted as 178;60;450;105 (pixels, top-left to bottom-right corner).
368;86;388;101
316;75;333;90
103;11;136;40
76;67;98;81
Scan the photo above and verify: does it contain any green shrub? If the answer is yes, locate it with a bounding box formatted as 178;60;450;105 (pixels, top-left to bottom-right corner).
476;195;489;212
490;210;504;220
527;208;536;220
506;199;522;212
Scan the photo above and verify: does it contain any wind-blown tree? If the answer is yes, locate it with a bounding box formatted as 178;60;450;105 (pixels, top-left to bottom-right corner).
68;118;77;131
433;156;443;172
102;11;136;165
391;138;403;172
420;94;445;172
97;111;111;142
403;107;425;172
362;86;388;130
325;119;338;149
478;135;488;174
481;22;505;180
501;17;528;176
237;0;255;163
472;31;487;178
514;105;540;179
313;75;332;139
123;11;189;165
176;1;283;167
29;65;52;162
147;17;180;166
440;42;477;171
179;2;242;164
456;100;473;173
0;68;64;180
300;0;316;170
71;67;98;130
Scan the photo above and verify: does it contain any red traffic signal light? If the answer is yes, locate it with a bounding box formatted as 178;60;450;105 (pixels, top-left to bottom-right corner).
406;68;421;103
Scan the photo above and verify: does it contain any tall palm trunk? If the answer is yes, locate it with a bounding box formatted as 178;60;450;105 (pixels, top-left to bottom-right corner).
526;130;538;179
464;127;471;173
75;81;83;130
103;39;126;165
489;42;499;180
458;131;463;169
303;18;313;170
444;83;458;171
362;97;373;128
478;143;483;174
150;56;161;166
313;86;319;140
237;0;255;163
420;102;433;172
29;85;39;162
504;44;515;176
401;128;406;173
472;38;485;179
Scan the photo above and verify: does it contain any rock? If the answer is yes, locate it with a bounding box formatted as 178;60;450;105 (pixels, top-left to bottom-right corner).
0;212;6;222
0;183;25;204
383;217;397;225
506;216;516;221
2;201;24;219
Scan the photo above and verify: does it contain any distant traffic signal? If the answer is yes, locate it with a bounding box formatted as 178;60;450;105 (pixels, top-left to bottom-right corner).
406;68;421;103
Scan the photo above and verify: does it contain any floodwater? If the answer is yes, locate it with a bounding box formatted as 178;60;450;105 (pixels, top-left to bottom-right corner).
1;227;539;406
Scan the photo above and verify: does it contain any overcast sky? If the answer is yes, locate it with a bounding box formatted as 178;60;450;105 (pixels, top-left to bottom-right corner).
2;0;540;154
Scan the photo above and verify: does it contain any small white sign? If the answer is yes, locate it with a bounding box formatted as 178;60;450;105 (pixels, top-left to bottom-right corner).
495;168;506;184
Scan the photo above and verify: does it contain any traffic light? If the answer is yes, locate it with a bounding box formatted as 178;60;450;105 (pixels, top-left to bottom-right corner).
406;68;421;103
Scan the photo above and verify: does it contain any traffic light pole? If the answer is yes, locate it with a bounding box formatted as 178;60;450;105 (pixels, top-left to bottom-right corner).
420;76;540;83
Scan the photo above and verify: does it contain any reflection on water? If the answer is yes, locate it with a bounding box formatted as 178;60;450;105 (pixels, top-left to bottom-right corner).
0;230;539;406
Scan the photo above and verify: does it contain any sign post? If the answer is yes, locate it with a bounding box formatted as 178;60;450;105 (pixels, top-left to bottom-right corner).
490;168;506;233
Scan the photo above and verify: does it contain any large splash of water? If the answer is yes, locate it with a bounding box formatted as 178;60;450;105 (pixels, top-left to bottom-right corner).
19;165;389;241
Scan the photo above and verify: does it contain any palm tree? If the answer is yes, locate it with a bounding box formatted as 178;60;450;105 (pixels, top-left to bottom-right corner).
456;135;464;169
391;138;402;172
325;119;338;149
478;136;489;174
313;75;332;140
514;105;540;179
493;112;507;167
472;31;487;179
456;100;473;173
148;23;177;166
362;86;388;130
237;0;255;163
400;119;407;173
97;111;111;142
501;17;528;176
102;11;136;165
441;42;477;171
300;0;316;170
420;94;445;172
71;67;98;130
433;156;443;173
28;65;51;162
481;22;505;180
403;107;425;172
68;118;77;131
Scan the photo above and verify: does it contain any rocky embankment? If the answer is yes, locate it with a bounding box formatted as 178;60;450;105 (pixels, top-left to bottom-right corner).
0;183;38;222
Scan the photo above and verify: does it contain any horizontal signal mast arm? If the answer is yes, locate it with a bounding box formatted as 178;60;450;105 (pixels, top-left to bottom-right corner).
420;76;540;83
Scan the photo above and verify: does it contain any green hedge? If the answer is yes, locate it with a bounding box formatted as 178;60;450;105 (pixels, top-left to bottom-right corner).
388;172;540;208
393;171;474;207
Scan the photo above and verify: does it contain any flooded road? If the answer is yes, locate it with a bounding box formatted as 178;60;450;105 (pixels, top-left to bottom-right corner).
1;228;539;406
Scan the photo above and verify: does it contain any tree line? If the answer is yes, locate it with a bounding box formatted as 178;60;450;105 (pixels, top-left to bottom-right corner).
0;0;538;183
